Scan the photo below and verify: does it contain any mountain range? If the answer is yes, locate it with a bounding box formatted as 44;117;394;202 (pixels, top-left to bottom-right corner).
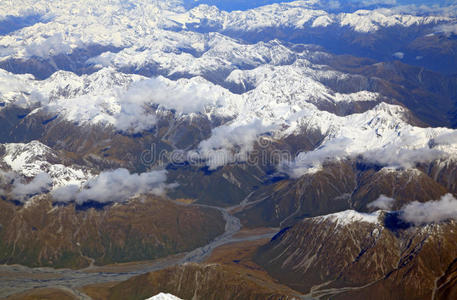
1;0;457;299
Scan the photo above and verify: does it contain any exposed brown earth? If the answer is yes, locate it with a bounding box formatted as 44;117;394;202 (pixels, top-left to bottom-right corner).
5;287;78;300
80;282;120;300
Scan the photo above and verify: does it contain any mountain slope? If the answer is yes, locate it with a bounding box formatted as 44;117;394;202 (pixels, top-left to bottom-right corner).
107;263;300;300
0;196;225;268
254;211;457;299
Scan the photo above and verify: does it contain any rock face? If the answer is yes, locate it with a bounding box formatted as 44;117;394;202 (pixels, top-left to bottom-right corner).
0;196;225;268
107;263;300;300
254;211;457;300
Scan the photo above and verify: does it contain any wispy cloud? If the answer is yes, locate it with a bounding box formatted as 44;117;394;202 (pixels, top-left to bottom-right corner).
435;23;457;36
367;194;395;210
401;193;457;225
282;137;352;178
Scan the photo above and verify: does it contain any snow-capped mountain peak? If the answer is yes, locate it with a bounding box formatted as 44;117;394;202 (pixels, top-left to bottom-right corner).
145;293;183;300
316;210;382;227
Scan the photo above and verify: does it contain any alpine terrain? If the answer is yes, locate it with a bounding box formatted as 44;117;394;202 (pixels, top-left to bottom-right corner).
1;0;457;299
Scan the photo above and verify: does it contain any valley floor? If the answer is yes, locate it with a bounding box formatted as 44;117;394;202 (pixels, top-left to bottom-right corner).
0;206;279;299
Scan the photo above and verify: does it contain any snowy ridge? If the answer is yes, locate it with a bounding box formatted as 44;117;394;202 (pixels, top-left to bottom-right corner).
0;52;382;132
37;67;144;101
283;103;457;177
1;140;170;204
2;141;92;189
316;210;381;226
89;35;309;80
2;51;457;174
186;2;449;33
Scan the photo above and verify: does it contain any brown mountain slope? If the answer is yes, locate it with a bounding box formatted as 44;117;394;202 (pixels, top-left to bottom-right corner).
5;288;78;300
434;258;457;300
0;196;225;268
78;238;300;300
254;212;457;300
237;161;448;228
107;263;300;300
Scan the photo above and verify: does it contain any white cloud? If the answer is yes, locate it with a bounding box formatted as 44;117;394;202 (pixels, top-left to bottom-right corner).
435;23;457;36
285;144;446;179
393;52;404;59
401;193;457;225
282;137;352;178
50;184;80;202
367;194;395;210
124;76;228;114
432;131;457;145
361;145;446;169
0;170;16;184
0;170;16;197
197;118;270;169
51;168;173;204
10;172;52;202
25;33;76;58
114;76;235;132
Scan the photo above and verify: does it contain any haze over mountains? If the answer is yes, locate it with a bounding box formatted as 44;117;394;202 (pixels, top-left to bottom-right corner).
1;0;457;299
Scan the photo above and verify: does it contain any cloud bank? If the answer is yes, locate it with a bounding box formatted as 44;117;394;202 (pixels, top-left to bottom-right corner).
361;145;446;169
286;144;446;179
112;76;233;132
364;193;457;226
25;33;75;59
52;168;172;204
